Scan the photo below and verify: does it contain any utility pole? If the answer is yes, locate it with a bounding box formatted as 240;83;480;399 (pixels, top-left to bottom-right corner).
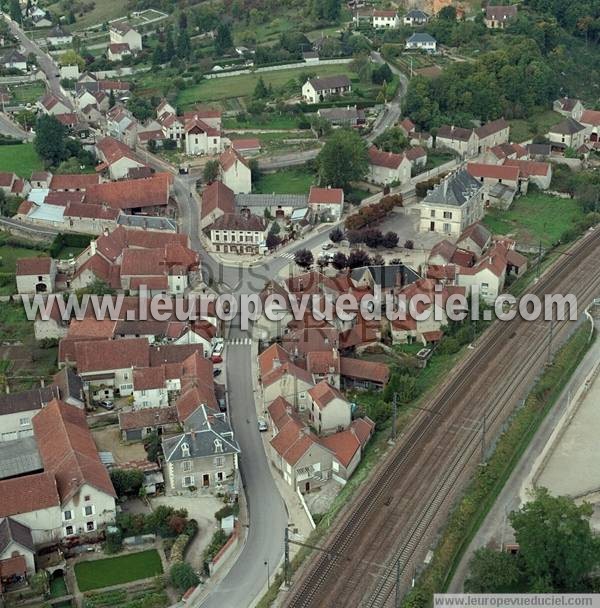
395;560;401;607
546;319;555;365
391;392;398;441
284;526;290;586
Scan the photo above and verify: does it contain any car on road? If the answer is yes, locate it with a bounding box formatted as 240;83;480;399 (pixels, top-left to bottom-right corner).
258;418;268;432
98;400;114;410
321;242;333;250
213;368;222;377
211;354;223;364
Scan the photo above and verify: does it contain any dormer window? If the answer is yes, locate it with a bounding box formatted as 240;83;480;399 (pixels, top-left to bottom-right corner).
214;439;223;453
181;442;190;457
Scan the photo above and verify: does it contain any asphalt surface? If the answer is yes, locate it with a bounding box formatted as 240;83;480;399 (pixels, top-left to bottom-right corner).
4;16;74;111
0;112;32;140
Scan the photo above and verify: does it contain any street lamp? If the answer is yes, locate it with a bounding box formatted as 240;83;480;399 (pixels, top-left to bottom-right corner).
264;560;270;590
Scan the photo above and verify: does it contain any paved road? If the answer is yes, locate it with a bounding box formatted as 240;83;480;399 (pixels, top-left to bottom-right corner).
367;51;408;143
3;15;73;111
0;112;32;140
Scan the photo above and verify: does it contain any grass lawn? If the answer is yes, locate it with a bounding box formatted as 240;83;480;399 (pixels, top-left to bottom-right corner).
254;167;315;194
74;550;163;592
0;143;43;177
223;114;303;130
10;82;46;105
48;1;127;30
0;242;46;273
0;302;33;341
50;574;68;598
482;192;584;247
508;109;562;143
177;64;354;107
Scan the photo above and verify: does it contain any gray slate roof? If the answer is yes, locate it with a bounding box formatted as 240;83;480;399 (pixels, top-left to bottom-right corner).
550;117;585;135
307;75;351;91
0;385;58;416
0;517;34;553
0;436;42;480
2;49;26;64
406;9;429;19
351;264;420;290
162;405;240;462
423;168;482;207
236;193;308;209
407;33;436;44
118;215;178;231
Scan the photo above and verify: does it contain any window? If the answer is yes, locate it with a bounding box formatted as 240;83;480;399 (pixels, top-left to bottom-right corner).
181;442;190;457
214;456;224;468
84;505;94;517
215;471;224;482
443;211;452;219
84;495;91;502
443;223;451;233
182;460;192;472
430;210;435;218
183;475;195;487
214;439;223;453
86;521;95;532
65;525;74;536
63;510;72;521
19;417;30;427
481;282;489;293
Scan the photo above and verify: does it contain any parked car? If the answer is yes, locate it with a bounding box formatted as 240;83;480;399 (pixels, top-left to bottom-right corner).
213;368;222;377
211;354;223;364
212;342;224;356
321;242;333;250
258;418;268;432
98;400;114;410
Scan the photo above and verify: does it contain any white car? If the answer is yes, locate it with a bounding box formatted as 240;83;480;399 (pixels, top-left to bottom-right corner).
258;418;268;432
321;242;333;250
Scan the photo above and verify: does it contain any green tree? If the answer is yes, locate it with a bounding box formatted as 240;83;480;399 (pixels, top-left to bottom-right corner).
465;548;522;593
170;562;199;591
34;115;68;166
253;76;268;99
152;45;164;67
510;488;600;591
59;49;85;71
316;129;368;191
9;0;22;23
215;23;233;56
203;159;220;183
294;248;314;269
75;278;116;297
108;89;116;108
165;27;175;60
373;127;409;153
110;468;144;497
177;28;191;59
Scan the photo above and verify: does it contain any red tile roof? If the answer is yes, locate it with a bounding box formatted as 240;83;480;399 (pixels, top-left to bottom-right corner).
85;174;171;210
581;109;600;126
119;406;177;431
339;357;389;385
0;171;14;187
308;380;346;410
45;191;86;206
133;366;166;390
232;138;261;152
74;338;150;373
33;399;116;501
201;180;235;220
0;472;60;518
270;416;319;466
475;118;509;139
319;428;361;467
64;201;120;220
306;350;340;375
350;417;375;446
16;257;52;276
467;162;519;181
49;173;101;191
503;159;550;177
96;136;141;165
308;186;344;205
219;147;248;171
267;396;294;429
368;145;405;169
68;318;116;339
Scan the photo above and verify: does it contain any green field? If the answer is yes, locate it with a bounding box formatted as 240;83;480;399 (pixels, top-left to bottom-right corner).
254;167;315;194
10;82;46;105
74;550;163;592
508;109;563;144
177;64;354;107
223;114;302;130
0;143;43;177
48;1;127;30
483;192;585;247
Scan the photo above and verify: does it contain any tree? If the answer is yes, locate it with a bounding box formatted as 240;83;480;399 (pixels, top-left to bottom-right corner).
177;29;191;59
75;278;116;297
59;49;85;71
110;468;144;497
404;240;414;249
215;23;233;56
350;53;373;83
203;159;220;183
294;248;314;269
253;76;268;99
465;548;522;593
248;158;261;183
34;115;68;166
127;96;154;121
372;62;393;85
170;562;199;591
347;249;371;269
108;89;116;108
438;5;457;20
382;231;399;249
165;27;176;60
144;431;161;463
316;129;368;191
331;251;348;270
104;529;123;554
363;229;383;248
510;488;600;591
266;232;281;250
373;127;409;154
329;227;344;243
9;0;22;23
152;45;164;67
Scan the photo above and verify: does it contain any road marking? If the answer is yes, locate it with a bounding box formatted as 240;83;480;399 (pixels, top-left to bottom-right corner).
278;252;296;261
226;338;252;346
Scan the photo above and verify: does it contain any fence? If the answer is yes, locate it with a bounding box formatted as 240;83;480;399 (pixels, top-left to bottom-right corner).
208;522;241;576
204;58;352;80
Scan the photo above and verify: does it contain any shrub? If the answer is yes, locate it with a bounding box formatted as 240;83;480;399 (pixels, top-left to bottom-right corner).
169;534;191;564
170;562;199;591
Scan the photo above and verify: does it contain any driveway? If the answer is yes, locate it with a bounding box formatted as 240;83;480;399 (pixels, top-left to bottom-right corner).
150;495;225;572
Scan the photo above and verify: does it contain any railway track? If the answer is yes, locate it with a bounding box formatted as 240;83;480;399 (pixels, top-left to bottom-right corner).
284;228;600;608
